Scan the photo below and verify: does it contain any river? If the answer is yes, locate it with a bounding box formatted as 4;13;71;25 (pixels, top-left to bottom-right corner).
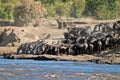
0;56;120;80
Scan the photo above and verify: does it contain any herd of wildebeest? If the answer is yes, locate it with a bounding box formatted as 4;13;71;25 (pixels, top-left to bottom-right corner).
17;20;120;55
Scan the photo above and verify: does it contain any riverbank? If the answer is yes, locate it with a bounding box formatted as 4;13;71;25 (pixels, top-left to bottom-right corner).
3;54;97;62
0;46;120;64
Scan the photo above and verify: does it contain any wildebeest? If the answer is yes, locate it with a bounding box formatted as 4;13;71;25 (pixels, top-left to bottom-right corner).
17;40;46;54
17;21;120;56
30;40;45;54
93;23;112;34
113;20;120;34
45;45;59;55
17;43;28;54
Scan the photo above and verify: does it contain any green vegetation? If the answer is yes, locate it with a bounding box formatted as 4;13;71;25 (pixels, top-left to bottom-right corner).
0;0;20;20
70;0;85;18
39;0;118;20
84;0;116;20
0;0;119;21
116;0;120;19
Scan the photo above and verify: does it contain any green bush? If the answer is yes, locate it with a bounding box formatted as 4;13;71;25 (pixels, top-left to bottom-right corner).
116;0;120;18
84;0;116;20
55;1;70;17
70;0;85;18
0;0;19;20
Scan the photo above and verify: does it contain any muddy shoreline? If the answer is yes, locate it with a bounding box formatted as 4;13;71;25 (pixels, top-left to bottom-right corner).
3;54;98;62
0;46;120;65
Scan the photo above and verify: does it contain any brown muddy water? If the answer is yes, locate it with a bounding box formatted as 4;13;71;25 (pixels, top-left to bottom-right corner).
0;56;120;80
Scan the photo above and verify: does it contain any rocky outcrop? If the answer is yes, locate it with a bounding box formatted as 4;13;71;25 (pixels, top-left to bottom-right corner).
96;53;120;64
0;27;49;46
0;28;20;46
94;47;120;64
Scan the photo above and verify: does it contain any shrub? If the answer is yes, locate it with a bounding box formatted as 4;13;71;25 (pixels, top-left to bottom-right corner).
14;0;46;26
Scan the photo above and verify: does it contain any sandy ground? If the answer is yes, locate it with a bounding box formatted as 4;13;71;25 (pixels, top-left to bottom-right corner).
0;47;17;55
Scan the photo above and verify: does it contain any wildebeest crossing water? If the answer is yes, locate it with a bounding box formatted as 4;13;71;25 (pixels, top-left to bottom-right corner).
17;20;120;55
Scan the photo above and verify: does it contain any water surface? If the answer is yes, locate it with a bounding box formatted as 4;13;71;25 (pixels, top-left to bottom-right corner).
0;56;120;80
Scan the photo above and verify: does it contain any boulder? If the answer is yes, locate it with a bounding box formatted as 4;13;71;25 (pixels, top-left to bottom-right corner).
0;29;20;46
96;53;120;64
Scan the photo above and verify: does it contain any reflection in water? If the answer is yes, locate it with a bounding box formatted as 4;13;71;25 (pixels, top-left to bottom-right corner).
0;57;120;80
